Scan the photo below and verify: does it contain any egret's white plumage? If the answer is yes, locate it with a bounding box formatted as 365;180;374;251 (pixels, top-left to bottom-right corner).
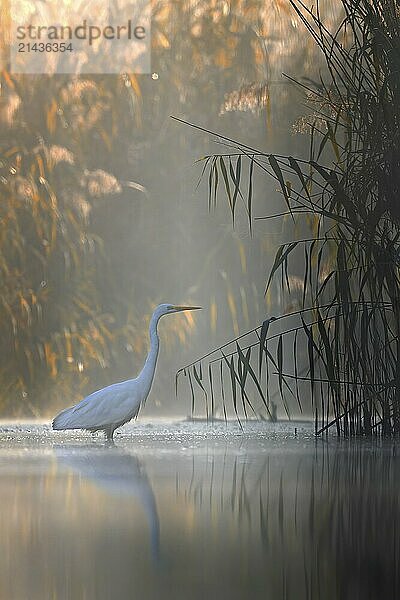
52;304;201;440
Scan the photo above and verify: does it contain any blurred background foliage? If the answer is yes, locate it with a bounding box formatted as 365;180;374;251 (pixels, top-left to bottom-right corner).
0;0;340;416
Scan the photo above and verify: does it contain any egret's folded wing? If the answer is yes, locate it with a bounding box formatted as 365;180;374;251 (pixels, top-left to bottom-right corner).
53;380;138;430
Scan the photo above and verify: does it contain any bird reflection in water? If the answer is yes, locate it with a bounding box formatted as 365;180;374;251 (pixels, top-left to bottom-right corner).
54;445;161;563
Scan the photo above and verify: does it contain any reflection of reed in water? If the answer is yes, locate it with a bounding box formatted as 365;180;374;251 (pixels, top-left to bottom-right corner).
178;450;265;523
312;443;400;600
55;446;160;562
175;443;400;600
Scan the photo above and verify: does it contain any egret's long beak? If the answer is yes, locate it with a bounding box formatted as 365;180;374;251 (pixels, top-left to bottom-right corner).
173;305;202;312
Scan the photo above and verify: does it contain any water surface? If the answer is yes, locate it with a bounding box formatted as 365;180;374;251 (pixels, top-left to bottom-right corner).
0;421;398;599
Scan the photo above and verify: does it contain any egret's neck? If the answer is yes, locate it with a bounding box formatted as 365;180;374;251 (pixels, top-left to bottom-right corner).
139;312;161;393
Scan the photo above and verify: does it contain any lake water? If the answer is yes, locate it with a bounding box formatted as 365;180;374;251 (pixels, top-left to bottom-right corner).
0;420;398;599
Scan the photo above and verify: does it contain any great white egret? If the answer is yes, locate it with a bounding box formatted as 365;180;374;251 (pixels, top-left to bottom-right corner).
52;304;201;440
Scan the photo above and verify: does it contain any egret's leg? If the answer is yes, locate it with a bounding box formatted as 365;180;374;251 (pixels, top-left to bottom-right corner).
104;426;114;441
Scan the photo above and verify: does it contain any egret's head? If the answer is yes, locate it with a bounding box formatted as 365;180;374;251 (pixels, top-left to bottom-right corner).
155;303;202;318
